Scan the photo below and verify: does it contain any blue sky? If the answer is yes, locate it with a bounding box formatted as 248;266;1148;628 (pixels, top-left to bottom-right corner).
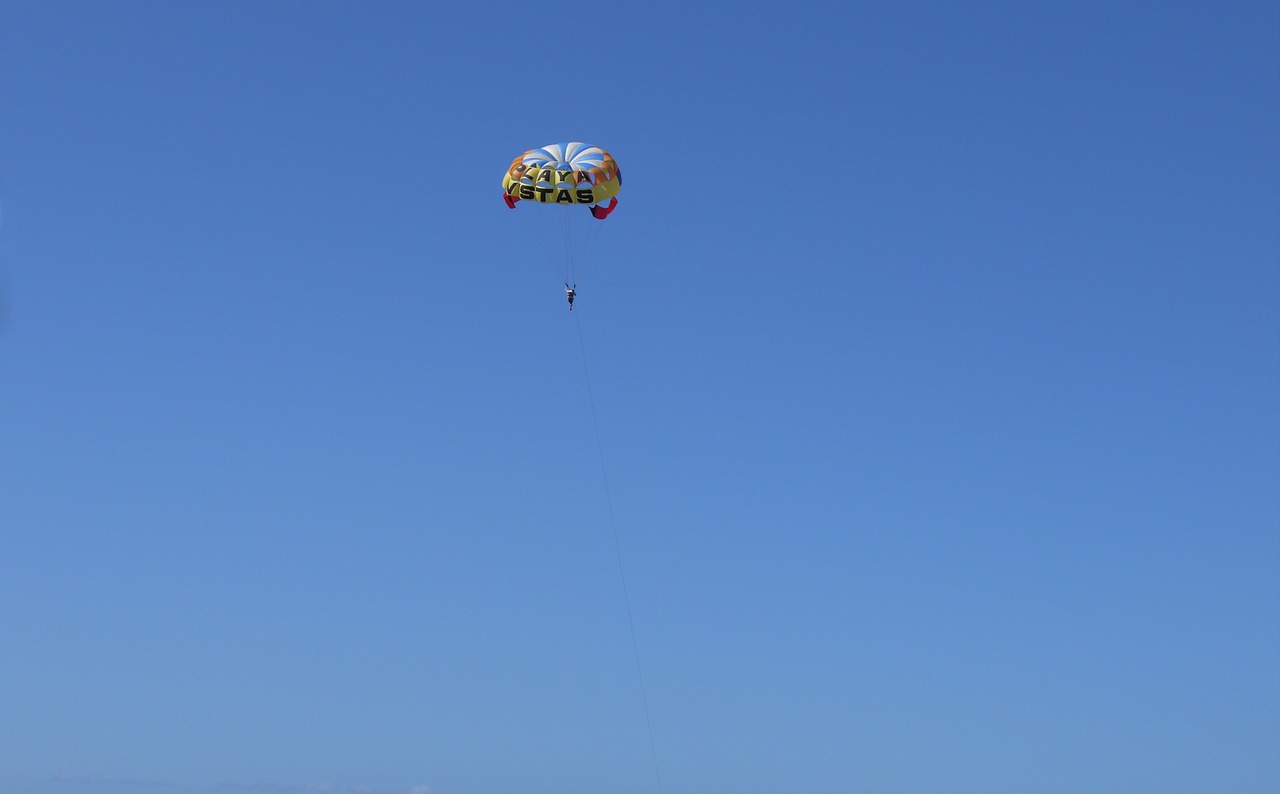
1;2;1277;793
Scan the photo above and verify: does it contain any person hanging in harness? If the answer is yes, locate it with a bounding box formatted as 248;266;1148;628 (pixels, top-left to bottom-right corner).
565;284;576;311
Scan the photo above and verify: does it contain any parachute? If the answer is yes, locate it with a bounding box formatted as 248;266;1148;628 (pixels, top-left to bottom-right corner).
502;142;621;288
499;144;661;785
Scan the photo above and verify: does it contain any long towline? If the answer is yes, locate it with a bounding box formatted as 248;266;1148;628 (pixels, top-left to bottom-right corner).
573;312;666;794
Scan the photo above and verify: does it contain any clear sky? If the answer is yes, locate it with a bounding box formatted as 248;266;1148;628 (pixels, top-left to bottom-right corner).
1;2;1277;793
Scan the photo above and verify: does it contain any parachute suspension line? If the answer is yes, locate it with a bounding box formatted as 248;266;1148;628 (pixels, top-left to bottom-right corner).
508;200;603;289
574;315;666;794
514;205;570;285
573;218;606;288
563;208;575;286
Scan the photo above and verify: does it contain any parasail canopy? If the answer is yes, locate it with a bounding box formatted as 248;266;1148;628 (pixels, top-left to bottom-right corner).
502;142;621;218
